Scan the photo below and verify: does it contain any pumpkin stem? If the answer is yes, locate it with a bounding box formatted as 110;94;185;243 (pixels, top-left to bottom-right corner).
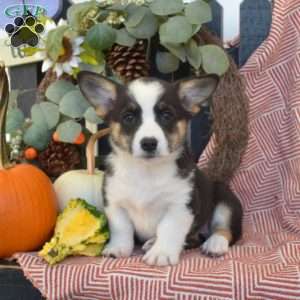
86;128;110;175
0;63;12;170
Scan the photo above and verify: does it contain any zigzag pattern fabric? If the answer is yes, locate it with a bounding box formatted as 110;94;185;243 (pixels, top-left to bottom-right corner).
16;1;300;299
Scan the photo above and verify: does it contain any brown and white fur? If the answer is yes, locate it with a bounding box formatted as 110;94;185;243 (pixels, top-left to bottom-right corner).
78;71;243;266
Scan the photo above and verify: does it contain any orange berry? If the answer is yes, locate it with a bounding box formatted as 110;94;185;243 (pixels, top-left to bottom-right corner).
24;147;38;160
74;132;85;145
53;131;60;142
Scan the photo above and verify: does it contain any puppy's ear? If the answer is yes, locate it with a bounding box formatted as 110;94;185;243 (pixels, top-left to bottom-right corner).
78;71;118;118
177;75;219;114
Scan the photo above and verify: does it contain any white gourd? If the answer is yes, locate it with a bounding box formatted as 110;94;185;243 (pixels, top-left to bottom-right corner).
54;128;110;212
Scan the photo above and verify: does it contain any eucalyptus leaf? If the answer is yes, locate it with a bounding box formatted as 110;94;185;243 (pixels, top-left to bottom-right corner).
160;16;193;44
126;8;158;39
125;3;139;15
125;6;147;27
84;107;104;124
80;52;99;65
185;39;202;70
156;52;180;74
200;45;230;76
161;42;186;62
86;23;116;50
81;42;104;64
46;80;77;104
31;103;60;130
192;24;202;35
6;108;24;134
109;3;127;11
185;0;212;25
125;3;137;14
59;90;90;118
46;25;69;61
150;0;184;16
24;123;51;150
57;120;82;143
78;62;105;74
116;28;136;47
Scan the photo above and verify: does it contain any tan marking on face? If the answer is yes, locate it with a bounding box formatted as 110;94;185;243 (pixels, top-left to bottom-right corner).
110;122;130;151
169;120;187;151
215;228;232;243
191;105;201;114
95;106;107;118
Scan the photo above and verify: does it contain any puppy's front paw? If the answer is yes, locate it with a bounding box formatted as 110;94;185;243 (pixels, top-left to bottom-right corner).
143;243;180;266
103;241;133;258
201;233;229;257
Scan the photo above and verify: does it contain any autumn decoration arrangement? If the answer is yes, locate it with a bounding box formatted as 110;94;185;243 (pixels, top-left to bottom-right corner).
5;0;229;179
0;63;108;261
1;0;233;263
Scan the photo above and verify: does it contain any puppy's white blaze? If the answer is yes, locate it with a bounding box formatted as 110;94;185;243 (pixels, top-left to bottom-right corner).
128;80;169;157
128;79;164;109
133;120;169;157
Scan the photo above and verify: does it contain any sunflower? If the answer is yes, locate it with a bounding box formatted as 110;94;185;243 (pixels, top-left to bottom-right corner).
41;36;84;77
39;19;84;77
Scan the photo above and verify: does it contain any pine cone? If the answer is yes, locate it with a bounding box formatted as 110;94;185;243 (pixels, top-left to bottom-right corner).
106;40;150;83
38;141;81;178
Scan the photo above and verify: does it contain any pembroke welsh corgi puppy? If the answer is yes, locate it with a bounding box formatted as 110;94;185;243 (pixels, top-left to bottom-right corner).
78;71;243;266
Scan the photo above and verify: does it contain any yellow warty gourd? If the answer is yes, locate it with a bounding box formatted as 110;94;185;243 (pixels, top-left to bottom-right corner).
39;198;109;265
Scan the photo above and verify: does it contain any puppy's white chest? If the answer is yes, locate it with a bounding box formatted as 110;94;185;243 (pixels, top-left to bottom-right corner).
106;155;192;240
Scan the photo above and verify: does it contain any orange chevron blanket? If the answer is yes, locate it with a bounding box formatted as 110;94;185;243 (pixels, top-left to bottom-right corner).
16;1;300;299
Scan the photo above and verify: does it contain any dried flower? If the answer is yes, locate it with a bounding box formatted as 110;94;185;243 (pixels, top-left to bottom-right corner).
41;36;84;77
106;11;126;25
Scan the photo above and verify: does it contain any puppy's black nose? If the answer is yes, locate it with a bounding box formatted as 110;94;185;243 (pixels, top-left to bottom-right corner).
141;138;158;153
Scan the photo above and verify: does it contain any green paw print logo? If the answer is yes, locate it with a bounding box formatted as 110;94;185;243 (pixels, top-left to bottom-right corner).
5;16;44;47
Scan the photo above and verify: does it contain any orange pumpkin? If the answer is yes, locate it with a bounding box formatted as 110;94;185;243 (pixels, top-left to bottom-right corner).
0;64;58;258
24;147;38;160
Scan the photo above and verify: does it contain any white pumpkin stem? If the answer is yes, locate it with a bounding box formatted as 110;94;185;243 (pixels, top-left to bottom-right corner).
86;128;110;175
0;63;13;170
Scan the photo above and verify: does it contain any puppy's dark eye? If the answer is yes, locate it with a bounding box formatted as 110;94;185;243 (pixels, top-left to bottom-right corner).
160;110;174;123
122;112;136;125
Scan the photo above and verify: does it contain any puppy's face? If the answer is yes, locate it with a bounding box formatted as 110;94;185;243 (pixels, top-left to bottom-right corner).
78;72;218;159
